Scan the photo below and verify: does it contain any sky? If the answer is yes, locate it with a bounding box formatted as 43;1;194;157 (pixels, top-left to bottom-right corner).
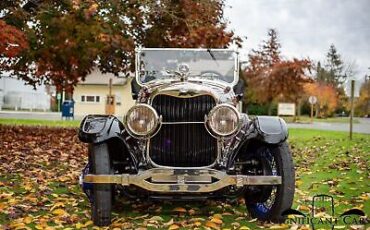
224;0;370;81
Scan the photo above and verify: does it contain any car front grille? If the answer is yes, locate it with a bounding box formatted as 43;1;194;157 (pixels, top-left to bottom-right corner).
149;94;217;167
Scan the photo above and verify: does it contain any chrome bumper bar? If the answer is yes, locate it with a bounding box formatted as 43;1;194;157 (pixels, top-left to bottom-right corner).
83;168;281;193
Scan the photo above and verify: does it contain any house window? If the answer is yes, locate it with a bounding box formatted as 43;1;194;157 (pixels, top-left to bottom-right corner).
86;96;95;102
81;95;100;103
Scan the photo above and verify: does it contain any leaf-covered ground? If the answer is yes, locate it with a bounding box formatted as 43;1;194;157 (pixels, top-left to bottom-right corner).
0;125;368;229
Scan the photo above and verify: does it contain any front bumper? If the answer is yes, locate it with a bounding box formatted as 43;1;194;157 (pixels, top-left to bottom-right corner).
83;168;281;193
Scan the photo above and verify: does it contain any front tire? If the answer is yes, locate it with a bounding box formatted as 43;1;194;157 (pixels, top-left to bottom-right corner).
245;142;295;222
89;143;112;226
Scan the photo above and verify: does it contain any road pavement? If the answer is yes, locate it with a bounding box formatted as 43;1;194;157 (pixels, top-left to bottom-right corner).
0;110;369;134
287;118;370;134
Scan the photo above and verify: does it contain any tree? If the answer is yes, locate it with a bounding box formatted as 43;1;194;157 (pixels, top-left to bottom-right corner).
0;0;238;91
355;75;370;116
142;0;238;48
0;20;28;58
244;29;312;115
320;44;346;87
304;82;338;117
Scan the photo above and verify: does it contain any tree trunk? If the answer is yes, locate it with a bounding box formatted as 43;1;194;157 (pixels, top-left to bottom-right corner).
268;101;273;116
295;99;301;122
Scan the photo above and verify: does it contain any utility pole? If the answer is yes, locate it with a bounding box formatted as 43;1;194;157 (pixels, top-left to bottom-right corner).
349;80;355;140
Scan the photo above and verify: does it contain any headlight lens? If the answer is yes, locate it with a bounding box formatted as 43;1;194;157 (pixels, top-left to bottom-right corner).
125;104;159;137
207;104;240;136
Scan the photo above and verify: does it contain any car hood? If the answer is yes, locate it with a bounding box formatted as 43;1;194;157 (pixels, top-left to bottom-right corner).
147;81;235;104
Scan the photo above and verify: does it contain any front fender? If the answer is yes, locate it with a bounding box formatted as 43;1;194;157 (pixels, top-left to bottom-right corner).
226;116;288;169
78;115;124;144
78;115;142;173
253;116;288;144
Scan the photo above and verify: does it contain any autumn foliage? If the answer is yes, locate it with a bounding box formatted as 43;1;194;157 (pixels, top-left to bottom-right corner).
304;82;338;117
0;0;238;91
0;20;28;58
243;29;312;114
142;0;237;48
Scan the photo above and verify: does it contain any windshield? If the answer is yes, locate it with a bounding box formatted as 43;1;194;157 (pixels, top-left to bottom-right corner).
136;49;238;85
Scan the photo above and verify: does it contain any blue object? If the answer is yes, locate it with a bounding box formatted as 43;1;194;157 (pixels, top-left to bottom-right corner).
61;100;74;119
80;163;93;203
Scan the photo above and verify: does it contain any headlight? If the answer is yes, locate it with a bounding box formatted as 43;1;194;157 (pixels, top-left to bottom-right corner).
206;104;240;137
125;104;159;137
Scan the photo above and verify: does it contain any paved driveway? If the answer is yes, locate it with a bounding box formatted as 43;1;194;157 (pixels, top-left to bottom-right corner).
287;118;370;134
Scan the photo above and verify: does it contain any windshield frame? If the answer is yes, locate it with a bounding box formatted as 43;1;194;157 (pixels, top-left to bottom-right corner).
135;47;239;87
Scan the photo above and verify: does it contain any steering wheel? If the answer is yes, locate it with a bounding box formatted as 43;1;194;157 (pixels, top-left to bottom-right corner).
200;70;228;81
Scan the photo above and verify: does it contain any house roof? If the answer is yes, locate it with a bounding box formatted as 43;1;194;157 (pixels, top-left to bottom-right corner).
78;70;130;86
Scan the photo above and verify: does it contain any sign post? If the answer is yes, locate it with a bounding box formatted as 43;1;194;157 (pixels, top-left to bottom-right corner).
56;93;61;112
349;80;355;140
308;96;317;123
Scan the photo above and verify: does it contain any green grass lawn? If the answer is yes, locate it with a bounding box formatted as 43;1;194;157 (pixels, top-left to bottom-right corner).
281;116;360;124
289;129;369;215
0;118;81;127
0;125;368;229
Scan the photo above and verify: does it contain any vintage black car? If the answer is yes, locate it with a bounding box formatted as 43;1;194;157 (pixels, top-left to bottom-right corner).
78;48;295;226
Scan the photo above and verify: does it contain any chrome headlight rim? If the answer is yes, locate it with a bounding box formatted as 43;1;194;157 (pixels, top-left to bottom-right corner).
205;103;241;137
124;104;160;138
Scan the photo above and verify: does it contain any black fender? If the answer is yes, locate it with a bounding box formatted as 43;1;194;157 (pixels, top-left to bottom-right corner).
78;115;124;144
253;116;288;144
78;115;140;172
227;115;288;169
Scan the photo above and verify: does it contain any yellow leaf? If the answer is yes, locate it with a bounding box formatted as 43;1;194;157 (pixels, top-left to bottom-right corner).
10;222;25;229
211;217;223;225
359;194;369;201
269;224;289;229
52;208;67;216
51;202;65;211
248;218;257;223
222;212;233;216
75;222;84;229
168;224;180;230
163;218;174;227
24;183;33;191
24;216;33;224
213;214;223;219
149;216;164;222
83;220;93;227
0;203;6;211
298;205;310;212
205;221;220;230
173;207;187;213
240;226;250;230
194;221;202;227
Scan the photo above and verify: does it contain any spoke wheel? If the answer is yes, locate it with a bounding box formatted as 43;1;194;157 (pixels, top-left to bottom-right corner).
243;142;295;222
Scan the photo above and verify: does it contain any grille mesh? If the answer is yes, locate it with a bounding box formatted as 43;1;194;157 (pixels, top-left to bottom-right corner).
150;95;217;167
